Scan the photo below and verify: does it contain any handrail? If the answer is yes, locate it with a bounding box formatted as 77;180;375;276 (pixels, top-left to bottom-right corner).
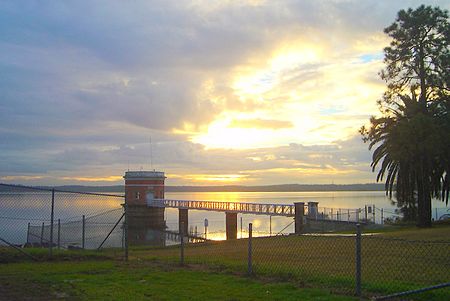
151;199;299;217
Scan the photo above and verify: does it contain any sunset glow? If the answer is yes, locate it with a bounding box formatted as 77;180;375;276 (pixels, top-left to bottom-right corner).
1;1;447;186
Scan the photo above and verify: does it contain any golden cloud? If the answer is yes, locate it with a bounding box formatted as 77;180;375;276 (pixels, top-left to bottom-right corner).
169;173;248;183
60;176;123;182
229;118;294;129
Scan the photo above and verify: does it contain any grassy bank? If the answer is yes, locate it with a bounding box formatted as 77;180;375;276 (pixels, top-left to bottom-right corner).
131;224;450;300
0;259;356;300
1;224;449;300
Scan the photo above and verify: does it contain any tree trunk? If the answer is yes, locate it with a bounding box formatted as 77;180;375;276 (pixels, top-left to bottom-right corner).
418;44;427;112
417;177;425;227
417;159;432;227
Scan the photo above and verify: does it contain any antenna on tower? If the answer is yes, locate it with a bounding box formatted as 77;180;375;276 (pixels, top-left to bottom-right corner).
149;136;154;171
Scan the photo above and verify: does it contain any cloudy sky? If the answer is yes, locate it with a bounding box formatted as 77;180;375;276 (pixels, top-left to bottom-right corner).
1;0;448;186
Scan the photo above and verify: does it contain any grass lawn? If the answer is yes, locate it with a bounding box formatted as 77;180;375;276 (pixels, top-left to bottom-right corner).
131;223;450;300
1;223;448;300
0;259;356;300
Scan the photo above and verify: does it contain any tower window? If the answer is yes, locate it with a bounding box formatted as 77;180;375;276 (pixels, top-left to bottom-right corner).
134;192;140;200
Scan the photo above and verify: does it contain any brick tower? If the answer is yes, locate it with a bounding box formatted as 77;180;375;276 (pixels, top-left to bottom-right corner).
124;171;166;245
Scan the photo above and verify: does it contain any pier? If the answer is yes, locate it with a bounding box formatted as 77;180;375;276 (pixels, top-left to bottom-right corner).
148;198;320;239
124;170;372;242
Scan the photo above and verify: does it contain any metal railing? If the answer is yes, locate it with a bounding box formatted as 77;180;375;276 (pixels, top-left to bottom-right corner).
156;199;298;216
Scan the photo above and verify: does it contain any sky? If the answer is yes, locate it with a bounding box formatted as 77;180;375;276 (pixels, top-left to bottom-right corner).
1;0;448;186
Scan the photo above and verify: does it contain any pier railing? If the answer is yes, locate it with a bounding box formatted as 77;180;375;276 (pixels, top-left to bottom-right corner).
152;199;371;224
154;199;297;217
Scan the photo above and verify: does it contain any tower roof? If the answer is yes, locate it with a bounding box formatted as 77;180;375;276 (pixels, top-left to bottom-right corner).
123;171;166;179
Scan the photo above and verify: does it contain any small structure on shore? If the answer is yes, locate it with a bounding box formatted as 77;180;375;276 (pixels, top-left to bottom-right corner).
124;170;166;245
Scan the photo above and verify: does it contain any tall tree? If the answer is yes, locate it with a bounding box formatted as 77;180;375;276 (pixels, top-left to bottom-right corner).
361;5;449;227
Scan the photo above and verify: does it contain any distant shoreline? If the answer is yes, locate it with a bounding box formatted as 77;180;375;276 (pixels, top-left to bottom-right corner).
7;183;386;193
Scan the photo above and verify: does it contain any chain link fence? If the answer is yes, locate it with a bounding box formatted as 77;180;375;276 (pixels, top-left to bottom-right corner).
131;223;450;300
2;183;449;299
0;183;125;256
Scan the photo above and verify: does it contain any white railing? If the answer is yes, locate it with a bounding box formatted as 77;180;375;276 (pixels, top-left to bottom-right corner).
148;199;385;224
151;199;297;217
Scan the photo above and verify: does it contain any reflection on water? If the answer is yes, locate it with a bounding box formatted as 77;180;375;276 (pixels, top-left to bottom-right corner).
1;191;448;246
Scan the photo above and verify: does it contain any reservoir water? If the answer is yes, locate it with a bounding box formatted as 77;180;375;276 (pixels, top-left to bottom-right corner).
0;190;448;246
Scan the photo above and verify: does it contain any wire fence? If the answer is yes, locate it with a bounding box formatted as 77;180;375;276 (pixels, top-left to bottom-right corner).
131;224;450;300
0;183;125;252
1;183;449;299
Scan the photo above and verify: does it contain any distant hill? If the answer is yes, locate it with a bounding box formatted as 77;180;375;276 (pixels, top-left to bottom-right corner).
165;183;385;192
1;183;385;193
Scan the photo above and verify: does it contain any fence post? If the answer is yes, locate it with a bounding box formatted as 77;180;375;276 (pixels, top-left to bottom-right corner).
180;221;185;266
364;205;368;221
355;223;362;297
269;215;272;236
26;222;30;245
248;223;253;276
124;204;128;261
372;204;376;223
49;188;55;258
57;218;61;249
381;209;384;225
82;215;85;249
40;222;44;246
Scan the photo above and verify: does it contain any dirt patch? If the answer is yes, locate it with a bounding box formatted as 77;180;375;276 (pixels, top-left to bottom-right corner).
0;281;51;301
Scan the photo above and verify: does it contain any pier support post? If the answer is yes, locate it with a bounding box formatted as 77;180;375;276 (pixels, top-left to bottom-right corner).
225;212;238;240
294;202;305;234
179;208;189;236
308;202;318;219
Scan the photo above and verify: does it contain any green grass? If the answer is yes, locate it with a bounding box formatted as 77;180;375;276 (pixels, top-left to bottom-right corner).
1;225;449;300
132;224;450;300
0;246;117;263
0;260;356;300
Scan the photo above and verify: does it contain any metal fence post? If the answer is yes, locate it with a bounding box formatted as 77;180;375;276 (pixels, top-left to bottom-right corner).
97;213;125;251
381;208;384;225
57;218;61;249
372;204;376;222
49;188;55;258
82;215;85;249
180;221;185;266
355;223;362;297
248;223;253;276
26;222;30;245
269;215;272;236
40;222;44;246
124;204;128;261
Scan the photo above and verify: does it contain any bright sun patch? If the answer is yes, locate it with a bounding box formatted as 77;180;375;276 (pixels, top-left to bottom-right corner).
171;173;247;183
189;40;384;151
192;117;273;149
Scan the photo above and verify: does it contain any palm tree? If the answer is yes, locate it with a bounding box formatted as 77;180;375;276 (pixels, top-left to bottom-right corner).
362;6;449;227
362;95;419;222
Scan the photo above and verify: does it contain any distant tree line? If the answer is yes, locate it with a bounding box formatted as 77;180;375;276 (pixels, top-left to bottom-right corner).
0;183;386;193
